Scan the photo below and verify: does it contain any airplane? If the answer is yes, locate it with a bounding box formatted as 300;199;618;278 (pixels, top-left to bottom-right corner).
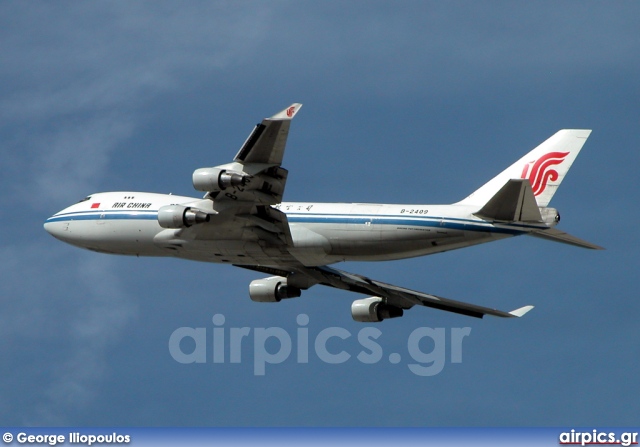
44;103;602;322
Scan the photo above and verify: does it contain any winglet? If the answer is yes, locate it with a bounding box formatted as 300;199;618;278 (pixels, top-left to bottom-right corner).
509;305;534;317
269;103;303;120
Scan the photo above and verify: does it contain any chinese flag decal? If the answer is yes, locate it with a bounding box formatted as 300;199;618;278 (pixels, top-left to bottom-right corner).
91;203;100;209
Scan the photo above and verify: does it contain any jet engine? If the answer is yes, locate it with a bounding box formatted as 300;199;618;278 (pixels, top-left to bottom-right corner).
249;276;302;302
192;167;250;192
157;205;210;229
351;297;404;322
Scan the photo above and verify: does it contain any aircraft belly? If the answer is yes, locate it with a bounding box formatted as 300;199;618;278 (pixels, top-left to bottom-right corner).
303;222;508;262
288;223;332;266
171;240;286;265
54;210;514;266
154;214;297;265
61;220;165;256
56;216;513;266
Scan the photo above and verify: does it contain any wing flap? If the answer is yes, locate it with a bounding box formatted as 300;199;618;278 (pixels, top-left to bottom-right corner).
235;123;267;161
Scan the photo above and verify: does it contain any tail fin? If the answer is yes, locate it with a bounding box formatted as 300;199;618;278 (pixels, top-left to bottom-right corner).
457;129;592;207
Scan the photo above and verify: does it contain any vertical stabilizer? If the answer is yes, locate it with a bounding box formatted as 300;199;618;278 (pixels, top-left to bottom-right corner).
457;129;592;207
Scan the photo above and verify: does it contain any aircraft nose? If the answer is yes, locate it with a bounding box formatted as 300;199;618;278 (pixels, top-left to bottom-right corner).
44;214;70;241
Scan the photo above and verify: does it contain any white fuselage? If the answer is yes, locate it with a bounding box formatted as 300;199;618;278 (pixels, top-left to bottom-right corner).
44;191;537;267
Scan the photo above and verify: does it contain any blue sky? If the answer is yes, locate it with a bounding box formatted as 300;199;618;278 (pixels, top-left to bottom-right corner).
1;1;639;426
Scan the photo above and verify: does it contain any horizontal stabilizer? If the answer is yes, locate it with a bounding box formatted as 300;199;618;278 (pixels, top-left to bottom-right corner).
475;179;542;222
509;305;534;317
529;228;604;250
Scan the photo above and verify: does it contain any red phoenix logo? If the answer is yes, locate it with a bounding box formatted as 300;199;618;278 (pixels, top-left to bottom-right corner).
286;106;295;117
520;151;569;196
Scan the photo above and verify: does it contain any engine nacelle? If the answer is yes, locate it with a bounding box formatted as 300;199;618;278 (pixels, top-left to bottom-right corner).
157;205;210;229
192;167;249;192
351;297;404;322
249;276;302;303
539;207;560;226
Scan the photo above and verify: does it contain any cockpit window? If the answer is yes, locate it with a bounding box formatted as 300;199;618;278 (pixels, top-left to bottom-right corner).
76;196;92;203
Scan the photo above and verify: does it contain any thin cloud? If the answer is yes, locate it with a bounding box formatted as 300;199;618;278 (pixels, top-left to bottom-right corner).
0;2;274;424
0;2;273;208
0;247;137;424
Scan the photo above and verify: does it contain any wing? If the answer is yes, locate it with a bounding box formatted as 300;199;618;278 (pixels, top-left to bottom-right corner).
241;264;534;319
234;104;302;165
190;104;302;247
207;103;302;206
305;266;533;318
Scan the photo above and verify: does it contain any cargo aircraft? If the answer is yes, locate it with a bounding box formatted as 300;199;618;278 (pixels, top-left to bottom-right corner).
44;104;602;322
